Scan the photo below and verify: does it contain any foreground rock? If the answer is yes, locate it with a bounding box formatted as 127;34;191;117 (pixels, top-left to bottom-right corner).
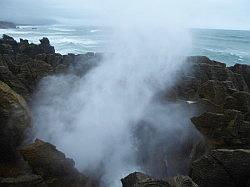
190;149;250;187
161;56;250;187
0;81;31;161
121;172;199;187
0;35;100;186
191;111;250;149
172;56;250;149
20;139;91;187
0;174;47;187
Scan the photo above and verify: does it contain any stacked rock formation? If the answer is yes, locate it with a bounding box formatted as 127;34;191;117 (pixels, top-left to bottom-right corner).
0;35;100;187
1;35;250;187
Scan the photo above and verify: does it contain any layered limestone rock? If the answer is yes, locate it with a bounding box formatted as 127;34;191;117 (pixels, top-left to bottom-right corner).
121;172;199;187
0;35;99;187
1;35;250;187
20;139;91;187
0;81;31;161
190;149;250;187
0;35;102;99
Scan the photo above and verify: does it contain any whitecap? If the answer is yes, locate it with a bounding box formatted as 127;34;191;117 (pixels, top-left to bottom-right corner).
90;29;101;33
48;27;76;32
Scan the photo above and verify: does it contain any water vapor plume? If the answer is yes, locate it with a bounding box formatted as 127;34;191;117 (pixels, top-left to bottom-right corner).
32;1;196;186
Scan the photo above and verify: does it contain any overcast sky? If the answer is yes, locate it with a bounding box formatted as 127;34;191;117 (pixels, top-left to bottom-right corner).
0;0;249;30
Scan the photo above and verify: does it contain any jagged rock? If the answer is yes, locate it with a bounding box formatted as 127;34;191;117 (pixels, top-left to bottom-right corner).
228;71;249;92
0;53;16;70
173;56;241;102
134;119;197;178
0;35;101;96
20;43;43;58
19;38;54;58
0;175;46;187
20;139;89;187
190;149;250;187
186;56;226;68
39;38;55;54
197;80;237;105
44;53;63;67
71;53;101;76
224;91;250;114
229;64;250;90
0;174;47;187
0;35;18;53
191;61;229;83
62;55;74;66
0;44;14;54
121;172;199;187
121;172;171;187
16;60;53;92
15;54;31;66
0;81;31;161
18;40;29;55
168;175;199;187
191;111;250;149
0;66;29;98
174;76;201;100
189;99;223;115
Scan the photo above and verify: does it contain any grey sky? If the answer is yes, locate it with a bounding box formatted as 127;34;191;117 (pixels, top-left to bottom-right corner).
0;0;249;30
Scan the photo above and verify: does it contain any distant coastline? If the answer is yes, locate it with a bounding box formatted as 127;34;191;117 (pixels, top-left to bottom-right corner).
0;21;16;29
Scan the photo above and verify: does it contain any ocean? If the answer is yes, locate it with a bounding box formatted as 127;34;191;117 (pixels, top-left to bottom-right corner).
0;25;249;66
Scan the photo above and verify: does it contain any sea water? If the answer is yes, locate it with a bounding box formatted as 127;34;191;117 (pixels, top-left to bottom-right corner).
0;25;249;66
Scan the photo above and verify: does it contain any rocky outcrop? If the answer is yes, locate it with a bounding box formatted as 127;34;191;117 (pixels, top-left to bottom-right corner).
1;35;250;187
20;139;90;187
0;174;47;187
0;35;102;99
190;149;250;187
174;56;248;101
157;56;250;187
169;56;250;149
191;110;250;149
121;172;198;187
0;65;30;99
121;172;171;187
0;35;100;187
0;81;31;161
229;64;250;90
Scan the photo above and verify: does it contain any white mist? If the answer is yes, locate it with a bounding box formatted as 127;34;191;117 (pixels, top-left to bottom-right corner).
32;1;192;186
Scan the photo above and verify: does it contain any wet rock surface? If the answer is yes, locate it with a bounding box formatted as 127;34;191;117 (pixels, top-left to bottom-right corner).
190;149;250;187
20;139;90;187
123;56;250;186
0;35;99;187
121;172;198;187
1;35;250;187
0;35;102;99
0;81;31;162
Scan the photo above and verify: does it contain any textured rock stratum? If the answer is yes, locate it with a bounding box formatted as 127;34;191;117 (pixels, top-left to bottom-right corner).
0;35;99;187
1;35;250;187
0;80;31;162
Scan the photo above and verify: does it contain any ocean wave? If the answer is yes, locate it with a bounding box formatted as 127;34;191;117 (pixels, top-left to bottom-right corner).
90;29;101;33
50;37;99;45
48;27;76;32
205;48;243;56
0;30;36;35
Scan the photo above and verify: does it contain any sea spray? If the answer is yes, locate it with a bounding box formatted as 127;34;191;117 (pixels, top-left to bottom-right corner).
32;1;193;186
